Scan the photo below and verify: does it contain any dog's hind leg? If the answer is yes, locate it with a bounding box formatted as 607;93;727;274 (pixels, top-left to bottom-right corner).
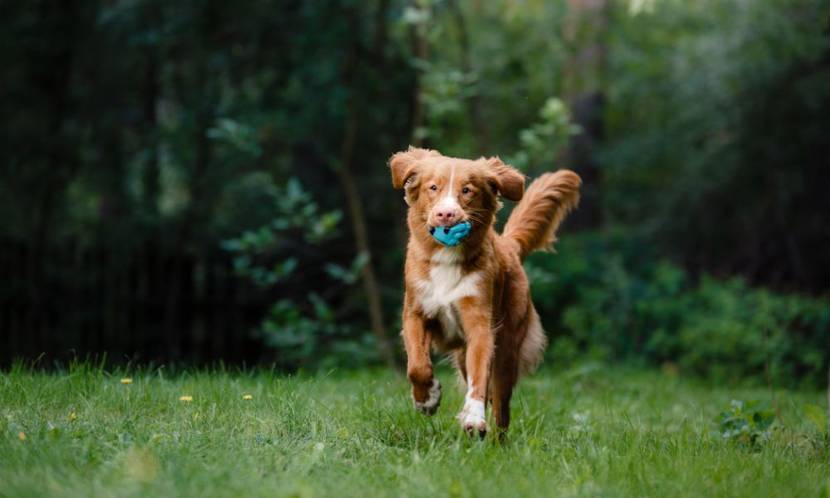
491;336;520;432
491;306;545;433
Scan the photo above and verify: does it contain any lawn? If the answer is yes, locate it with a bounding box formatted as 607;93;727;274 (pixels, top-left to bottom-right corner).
1;363;828;497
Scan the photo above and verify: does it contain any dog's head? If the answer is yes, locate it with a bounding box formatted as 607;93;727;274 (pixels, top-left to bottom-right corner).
389;147;524;232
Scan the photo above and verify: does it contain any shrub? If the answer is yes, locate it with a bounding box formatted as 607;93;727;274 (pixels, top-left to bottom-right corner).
528;231;830;388
715;399;776;448
223;178;375;371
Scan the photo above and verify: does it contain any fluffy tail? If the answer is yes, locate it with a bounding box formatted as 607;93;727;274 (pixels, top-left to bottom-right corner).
503;170;581;260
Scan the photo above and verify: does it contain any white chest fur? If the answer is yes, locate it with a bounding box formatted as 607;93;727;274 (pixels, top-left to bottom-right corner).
414;249;481;341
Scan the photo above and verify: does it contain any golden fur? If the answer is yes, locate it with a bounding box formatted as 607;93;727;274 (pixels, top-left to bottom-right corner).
389;146;581;435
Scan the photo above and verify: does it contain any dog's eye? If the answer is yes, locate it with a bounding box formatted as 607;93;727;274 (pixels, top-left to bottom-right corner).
429;185;438;191
462;187;471;194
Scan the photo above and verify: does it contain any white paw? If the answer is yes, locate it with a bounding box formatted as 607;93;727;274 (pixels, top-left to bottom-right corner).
457;397;487;437
413;378;442;416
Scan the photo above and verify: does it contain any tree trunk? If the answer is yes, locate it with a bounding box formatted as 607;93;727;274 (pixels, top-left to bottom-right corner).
562;0;607;228
27;0;82;350
335;121;398;370
408;0;429;148
447;0;489;154
333;2;400;370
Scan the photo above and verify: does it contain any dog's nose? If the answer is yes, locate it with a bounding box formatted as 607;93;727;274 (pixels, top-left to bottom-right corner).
435;209;457;223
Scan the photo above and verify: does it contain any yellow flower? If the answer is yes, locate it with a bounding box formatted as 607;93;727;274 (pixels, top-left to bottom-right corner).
69;412;77;422
121;378;133;385
242;394;253;400
18;431;26;441
178;395;193;402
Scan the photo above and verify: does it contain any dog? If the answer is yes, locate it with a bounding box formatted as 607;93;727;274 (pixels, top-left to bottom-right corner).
389;146;581;436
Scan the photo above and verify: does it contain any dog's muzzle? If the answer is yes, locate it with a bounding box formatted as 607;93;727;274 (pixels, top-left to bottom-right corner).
428;221;472;247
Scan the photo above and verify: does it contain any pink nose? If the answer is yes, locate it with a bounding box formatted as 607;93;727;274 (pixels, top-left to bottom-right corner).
434;209;457;224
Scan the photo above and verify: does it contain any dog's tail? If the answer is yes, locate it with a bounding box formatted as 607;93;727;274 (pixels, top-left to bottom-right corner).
503;170;581;260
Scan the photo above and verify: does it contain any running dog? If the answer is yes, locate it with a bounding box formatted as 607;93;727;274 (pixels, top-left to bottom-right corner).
389;146;581;436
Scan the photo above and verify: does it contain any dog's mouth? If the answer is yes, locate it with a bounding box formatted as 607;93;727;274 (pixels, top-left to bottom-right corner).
428;221;472;247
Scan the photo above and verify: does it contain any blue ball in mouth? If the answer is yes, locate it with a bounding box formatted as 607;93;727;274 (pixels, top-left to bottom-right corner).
428;221;472;247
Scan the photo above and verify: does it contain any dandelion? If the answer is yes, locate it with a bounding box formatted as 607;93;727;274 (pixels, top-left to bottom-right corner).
242;394;253;400
179;395;193;402
121;378;133;385
18;431;26;441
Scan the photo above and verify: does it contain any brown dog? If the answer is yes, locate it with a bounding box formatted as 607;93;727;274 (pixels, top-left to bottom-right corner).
389;146;581;436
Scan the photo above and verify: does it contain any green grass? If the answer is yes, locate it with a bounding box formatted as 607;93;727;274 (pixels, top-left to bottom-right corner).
1;363;828;498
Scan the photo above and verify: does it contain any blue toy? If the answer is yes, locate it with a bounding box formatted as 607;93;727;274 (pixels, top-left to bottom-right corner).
429;221;472;247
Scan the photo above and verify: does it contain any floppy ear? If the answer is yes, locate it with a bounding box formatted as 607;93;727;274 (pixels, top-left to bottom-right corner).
486;157;525;201
388;147;436;189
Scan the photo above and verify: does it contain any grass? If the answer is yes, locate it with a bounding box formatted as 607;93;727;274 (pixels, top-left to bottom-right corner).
1;363;828;498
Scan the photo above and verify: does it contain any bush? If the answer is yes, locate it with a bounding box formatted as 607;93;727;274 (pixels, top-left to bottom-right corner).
223;178;375;371
528;231;830;388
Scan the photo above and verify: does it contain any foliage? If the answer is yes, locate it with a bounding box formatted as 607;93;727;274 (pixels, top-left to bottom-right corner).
257;296;378;370
222;178;376;370
602;0;830;290
222;178;341;287
529;231;830;388
407;0;570;157
715;399;776;448
1;0;828;375
1;365;828;497
507;97;581;172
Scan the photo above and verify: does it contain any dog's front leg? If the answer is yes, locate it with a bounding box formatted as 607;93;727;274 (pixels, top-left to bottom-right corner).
401;303;441;415
457;295;493;437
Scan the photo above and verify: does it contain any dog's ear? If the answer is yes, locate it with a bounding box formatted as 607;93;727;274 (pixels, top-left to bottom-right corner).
389;147;435;189
486;157;525;201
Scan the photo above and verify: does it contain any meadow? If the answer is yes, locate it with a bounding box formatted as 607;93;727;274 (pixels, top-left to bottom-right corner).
2;364;828;497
